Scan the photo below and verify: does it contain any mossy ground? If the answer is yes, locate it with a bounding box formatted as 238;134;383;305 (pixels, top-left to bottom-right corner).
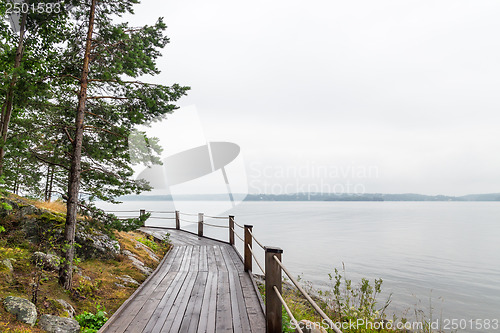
0;195;169;332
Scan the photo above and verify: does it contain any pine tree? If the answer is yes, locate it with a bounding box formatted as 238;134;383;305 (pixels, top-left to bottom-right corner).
56;0;188;288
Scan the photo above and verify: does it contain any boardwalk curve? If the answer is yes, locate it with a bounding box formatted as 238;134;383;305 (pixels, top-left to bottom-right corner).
99;228;266;333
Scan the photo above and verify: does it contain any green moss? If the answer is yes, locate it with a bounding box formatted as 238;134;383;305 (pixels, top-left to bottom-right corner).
38;212;66;227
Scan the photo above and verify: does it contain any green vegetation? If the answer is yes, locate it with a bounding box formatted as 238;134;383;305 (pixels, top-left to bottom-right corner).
75;305;108;333
258;265;437;333
137;235;159;252
137;233;170;255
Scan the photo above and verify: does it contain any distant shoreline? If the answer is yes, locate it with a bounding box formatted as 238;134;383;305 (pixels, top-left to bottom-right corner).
115;193;500;202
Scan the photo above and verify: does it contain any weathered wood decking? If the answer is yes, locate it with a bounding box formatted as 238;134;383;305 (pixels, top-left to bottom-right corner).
99;228;266;333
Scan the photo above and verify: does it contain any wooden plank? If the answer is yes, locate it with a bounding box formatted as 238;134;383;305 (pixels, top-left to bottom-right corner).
179;271;208;333
199;246;208;272
189;246;200;271
138;270;189;332
153;270;198;333
213;245;227;272
226;245;266;333
124;272;187;333
118;270;177;332
221;246;251;333
197;270;218;333
206;245;217;272
239;272;266;333
179;245;193;271
215;270;232;332
170;245;190;272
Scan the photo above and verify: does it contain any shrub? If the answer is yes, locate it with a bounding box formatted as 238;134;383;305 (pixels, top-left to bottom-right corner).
75;305;108;333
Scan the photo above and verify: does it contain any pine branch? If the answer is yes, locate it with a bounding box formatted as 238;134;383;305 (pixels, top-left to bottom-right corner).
86;96;130;100
29;150;70;170
83;125;125;138
64;127;74;143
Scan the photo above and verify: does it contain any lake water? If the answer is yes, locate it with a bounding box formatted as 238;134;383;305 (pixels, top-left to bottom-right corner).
96;200;500;331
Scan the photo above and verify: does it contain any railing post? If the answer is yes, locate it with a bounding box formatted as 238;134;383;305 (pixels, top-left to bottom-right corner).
229;215;235;245
175;211;180;230
140;209;146;227
265;246;283;333
244;225;253;272
198;213;204;237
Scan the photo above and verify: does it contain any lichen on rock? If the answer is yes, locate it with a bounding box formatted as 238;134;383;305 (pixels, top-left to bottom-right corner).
38;314;80;333
3;296;37;326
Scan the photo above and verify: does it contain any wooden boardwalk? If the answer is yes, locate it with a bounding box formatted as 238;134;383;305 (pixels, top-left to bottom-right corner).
99;228;266;333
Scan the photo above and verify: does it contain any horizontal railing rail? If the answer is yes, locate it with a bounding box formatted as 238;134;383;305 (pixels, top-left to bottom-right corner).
103;208;342;333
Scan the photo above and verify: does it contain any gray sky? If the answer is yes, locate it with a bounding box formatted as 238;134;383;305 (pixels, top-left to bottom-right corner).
126;0;500;196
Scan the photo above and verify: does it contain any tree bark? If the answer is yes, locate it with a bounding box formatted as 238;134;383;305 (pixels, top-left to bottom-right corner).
48;165;54;202
0;7;28;176
59;0;96;289
44;165;51;201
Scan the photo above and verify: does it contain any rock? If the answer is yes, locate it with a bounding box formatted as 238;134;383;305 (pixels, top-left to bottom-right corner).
33;252;61;271
19;204;42;216
134;241;159;262
114;283;126;288
122;250;153;276
3;296;37;326
1;258;14;272
122;250;134;256
38;314;80;333
76;229;120;259
116;275;139;286
1;258;14;283
298;320;328;333
19;217;41;243
55;299;75;318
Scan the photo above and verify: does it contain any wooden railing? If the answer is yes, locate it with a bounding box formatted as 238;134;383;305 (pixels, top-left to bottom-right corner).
107;209;343;333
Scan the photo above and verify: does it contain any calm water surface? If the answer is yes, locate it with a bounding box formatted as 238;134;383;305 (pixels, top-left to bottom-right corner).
96;201;500;330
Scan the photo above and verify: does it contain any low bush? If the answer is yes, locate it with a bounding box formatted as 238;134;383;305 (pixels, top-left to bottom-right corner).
75;305;108;333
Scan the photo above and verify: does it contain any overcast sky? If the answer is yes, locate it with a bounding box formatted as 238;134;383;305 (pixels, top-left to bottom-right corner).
125;0;500;196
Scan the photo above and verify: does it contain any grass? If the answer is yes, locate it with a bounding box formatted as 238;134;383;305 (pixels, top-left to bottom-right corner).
34;200;67;214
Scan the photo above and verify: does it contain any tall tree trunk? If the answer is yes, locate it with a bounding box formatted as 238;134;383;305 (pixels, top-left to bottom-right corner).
48;165;54;202
0;9;28;176
44;165;51;201
59;0;96;290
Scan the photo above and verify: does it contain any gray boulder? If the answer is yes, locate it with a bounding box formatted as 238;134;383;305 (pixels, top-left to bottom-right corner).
3;296;37;326
38;314;80;333
33;252;61;271
76;230;120;259
19;217;41;243
116;274;140;286
122;250;153;276
19;204;42;216
134;240;159;262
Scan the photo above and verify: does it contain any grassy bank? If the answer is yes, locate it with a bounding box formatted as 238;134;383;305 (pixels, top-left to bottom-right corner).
0;193;170;332
255;267;439;333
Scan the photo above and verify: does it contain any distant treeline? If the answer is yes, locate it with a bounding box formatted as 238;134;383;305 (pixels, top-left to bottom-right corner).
118;193;500;201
